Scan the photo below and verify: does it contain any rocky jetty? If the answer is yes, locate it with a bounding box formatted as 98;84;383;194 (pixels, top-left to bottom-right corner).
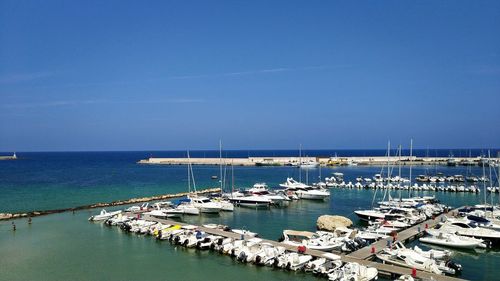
0;188;220;221
316;215;353;231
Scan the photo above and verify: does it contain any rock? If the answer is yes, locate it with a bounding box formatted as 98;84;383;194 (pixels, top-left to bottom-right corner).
316;215;353;231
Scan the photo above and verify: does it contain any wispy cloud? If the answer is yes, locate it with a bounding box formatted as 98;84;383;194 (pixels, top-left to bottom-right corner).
168;65;335;80
0;98;205;109
0;71;54;84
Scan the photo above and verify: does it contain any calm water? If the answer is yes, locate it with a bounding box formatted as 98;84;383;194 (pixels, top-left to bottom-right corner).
0;151;498;281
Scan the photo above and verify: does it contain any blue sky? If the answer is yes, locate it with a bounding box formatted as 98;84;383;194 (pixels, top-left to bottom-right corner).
0;1;499;151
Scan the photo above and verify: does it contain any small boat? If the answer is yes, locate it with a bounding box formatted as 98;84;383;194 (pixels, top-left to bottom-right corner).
280;230;340;252
422;229;488;249
231;229;258;238
88;209;122;221
328;262;378;281
125;203;149;212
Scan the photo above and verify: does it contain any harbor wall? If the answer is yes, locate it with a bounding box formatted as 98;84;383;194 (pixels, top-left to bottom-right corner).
138;156;499;166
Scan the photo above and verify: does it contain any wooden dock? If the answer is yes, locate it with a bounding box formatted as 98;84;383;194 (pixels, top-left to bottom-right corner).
347;210;451;260
140;213;466;281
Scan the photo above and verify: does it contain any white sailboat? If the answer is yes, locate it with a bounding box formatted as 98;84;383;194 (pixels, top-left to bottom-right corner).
185;151;221;214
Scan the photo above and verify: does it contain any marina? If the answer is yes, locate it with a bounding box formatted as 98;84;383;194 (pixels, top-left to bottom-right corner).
2;152;500;281
3;1;499;280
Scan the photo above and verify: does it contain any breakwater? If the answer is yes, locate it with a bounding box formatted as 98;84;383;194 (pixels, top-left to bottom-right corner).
0;187;221;221
138;156;499;166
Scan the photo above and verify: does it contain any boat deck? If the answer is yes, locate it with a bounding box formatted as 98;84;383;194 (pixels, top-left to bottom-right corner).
139;213;466;281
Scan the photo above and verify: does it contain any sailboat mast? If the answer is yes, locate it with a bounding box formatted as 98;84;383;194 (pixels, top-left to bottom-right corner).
409;139;413;198
187;150;191;193
219;140;223;193
299;144;302;182
483;156;487;209
231;160;234;196
398;144;402;200
488;150;493;212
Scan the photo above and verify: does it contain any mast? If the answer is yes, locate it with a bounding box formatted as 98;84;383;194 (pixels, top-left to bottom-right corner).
231;160;234;196
483;155;487;210
488;150;493;213
299;144;302;182
219;140;223;193
409;139;413;198
187;150;191;193
398;144;402;200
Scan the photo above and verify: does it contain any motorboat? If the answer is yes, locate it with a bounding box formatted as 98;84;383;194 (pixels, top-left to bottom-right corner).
280;230;340;252
439;219;500;245
420;229;487;249
275;252;313;271
175;200;200;215
412;245;451;260
279;177;312;189
188;195;222;213
229;195;272;208
125;203;149;212
231;229;258;238
88;209;122;221
327;262;378;281
294;187;330;200
379;241;460;275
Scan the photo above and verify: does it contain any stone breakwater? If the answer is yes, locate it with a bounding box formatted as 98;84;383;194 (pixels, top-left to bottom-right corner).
0;187;221;221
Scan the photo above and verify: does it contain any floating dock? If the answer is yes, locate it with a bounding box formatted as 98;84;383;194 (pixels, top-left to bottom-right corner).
138;210;466;281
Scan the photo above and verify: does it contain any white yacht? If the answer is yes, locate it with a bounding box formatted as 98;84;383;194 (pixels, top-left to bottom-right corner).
188;195;222;213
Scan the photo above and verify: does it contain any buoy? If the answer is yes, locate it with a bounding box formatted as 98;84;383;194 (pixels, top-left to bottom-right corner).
411;267;417;277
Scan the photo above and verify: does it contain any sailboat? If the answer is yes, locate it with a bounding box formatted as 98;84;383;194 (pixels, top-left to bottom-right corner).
185;151;221;214
215;140;235;211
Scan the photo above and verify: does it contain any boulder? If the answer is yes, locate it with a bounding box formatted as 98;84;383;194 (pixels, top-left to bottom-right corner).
316;215;353;231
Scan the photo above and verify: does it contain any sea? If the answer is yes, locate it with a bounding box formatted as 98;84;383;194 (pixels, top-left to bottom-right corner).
1;150;499;281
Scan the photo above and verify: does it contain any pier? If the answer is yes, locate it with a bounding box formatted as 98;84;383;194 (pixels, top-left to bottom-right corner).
138;156;498;167
138;211;466;281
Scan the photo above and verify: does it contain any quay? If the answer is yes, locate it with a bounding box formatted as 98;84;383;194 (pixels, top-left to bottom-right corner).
139;211;466;281
138;156;498;167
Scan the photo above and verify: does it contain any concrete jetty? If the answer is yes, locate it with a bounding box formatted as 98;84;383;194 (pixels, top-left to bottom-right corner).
138;155;498;166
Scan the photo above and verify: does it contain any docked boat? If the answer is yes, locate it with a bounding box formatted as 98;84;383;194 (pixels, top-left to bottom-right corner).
229;195;272;208
280;230;340;252
327;262;378;281
88;209;122;221
189;195;222;213
439;218;500;245
295;187;330;200
420;229;487;249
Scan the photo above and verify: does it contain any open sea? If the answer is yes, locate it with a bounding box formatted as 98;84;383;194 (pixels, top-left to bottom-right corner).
1;151;499;281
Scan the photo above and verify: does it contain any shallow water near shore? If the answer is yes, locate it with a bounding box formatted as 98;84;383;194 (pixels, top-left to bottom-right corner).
1;152;499;280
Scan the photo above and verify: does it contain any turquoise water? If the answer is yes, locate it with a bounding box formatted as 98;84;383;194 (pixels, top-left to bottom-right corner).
1;152;498;280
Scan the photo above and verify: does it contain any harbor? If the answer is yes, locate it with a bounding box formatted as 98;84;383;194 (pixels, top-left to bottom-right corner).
2;152;500;281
